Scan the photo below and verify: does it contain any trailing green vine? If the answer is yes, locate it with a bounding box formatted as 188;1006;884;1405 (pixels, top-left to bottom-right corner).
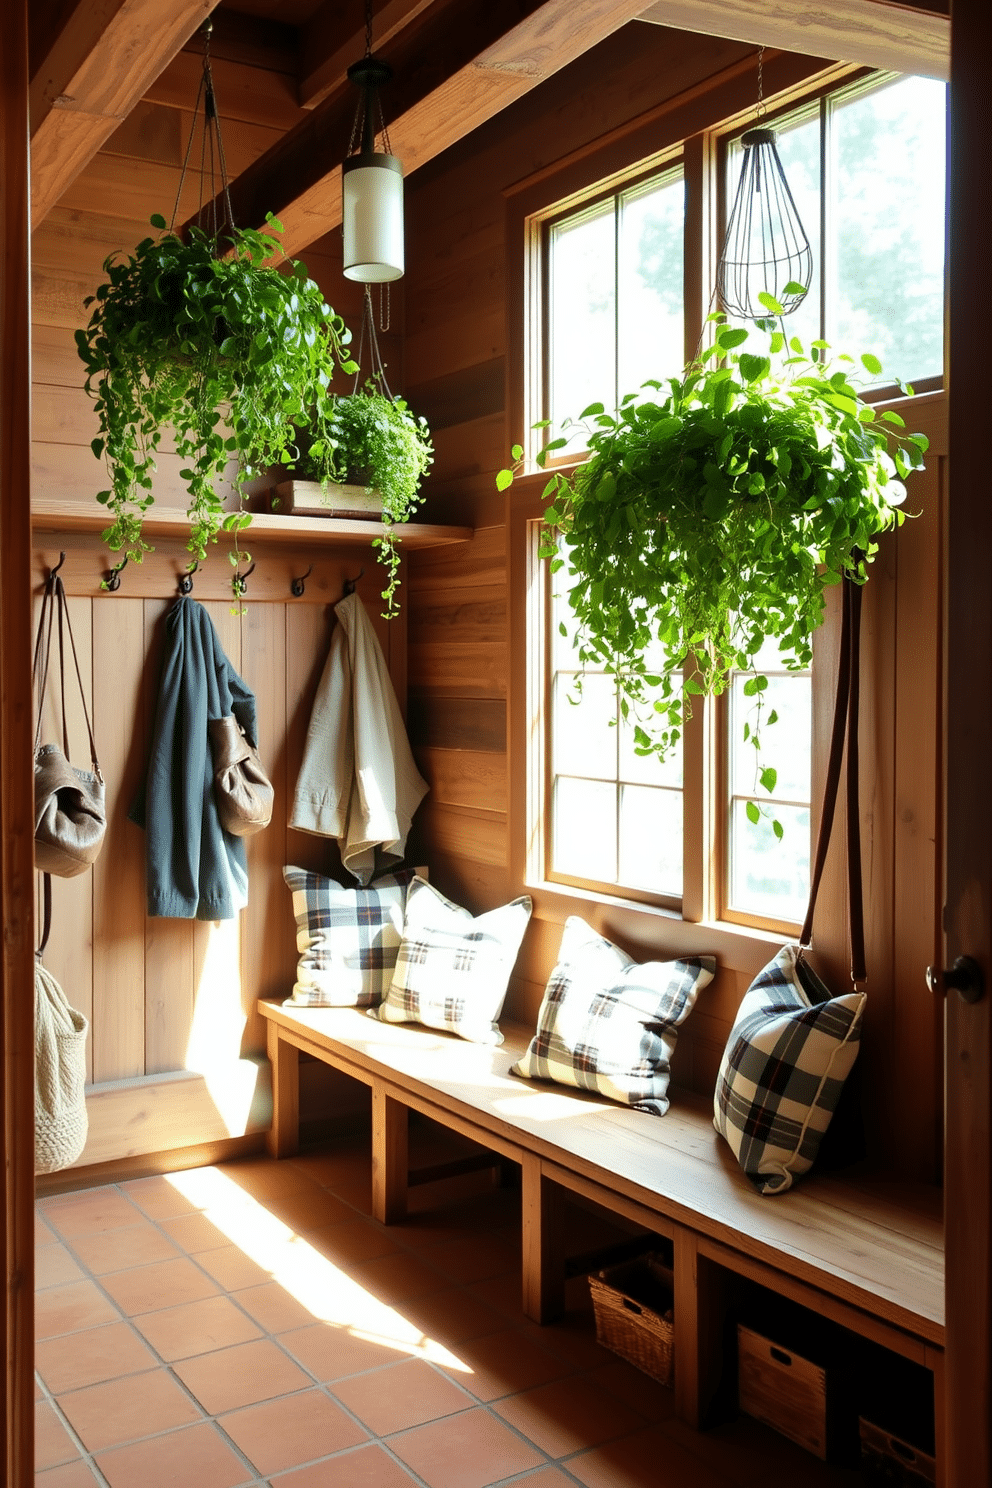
498;309;928;810
76;213;358;586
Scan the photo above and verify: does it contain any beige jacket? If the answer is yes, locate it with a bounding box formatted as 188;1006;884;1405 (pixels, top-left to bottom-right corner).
290;592;428;883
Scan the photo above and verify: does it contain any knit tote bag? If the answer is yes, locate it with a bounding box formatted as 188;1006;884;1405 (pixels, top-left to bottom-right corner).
35;956;89;1174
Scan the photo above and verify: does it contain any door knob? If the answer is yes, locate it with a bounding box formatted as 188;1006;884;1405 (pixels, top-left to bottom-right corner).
926;955;984;1004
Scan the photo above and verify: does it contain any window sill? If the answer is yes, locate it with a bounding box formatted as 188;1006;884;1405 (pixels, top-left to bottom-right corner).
525;879;795;977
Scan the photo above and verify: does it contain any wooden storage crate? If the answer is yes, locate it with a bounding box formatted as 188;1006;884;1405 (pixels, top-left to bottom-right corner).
737;1323;834;1459
860;1418;937;1486
269;480;383;519
588;1254;674;1388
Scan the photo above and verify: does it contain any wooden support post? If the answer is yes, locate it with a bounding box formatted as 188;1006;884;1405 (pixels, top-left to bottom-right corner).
928;1346;946;1488
372;1084;409;1224
521;1154;563;1324
266;1024;299;1159
673;1224;727;1428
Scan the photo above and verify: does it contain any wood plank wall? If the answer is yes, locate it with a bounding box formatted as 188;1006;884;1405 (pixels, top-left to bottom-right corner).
403;21;946;1181
30;28;409;1169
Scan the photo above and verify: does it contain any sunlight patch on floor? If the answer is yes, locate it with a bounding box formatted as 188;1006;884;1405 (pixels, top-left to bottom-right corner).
165;1165;472;1372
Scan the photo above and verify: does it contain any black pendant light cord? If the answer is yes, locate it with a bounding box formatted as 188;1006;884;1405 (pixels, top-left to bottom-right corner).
169;19;237;244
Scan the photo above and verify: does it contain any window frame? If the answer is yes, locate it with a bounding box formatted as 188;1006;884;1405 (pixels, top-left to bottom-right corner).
504;48;942;961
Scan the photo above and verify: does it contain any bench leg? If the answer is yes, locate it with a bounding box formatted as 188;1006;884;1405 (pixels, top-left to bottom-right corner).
372;1085;409;1224
266;1023;299;1159
521;1155;564;1324
674;1225;727;1428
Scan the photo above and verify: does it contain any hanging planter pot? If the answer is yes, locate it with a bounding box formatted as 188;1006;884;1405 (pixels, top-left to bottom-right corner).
499;311;929;763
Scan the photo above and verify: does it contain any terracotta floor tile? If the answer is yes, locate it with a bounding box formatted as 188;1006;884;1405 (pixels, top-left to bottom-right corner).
120;1174;206;1221
56;1367;202;1452
35;1244;85;1290
35;1461;101;1487
35;1320;158;1395
279;1320;415;1381
35;1400;78;1471
523;1314;615;1371
400;1286;507;1345
586;1355;677;1421
35;1279;121;1340
148;1210;231;1255
219;1386;369;1474
36;1375;44;1399
437;1327;575;1403
98;1254;221;1316
345;1249;448;1304
508;1471;585;1488
469;1270;527;1319
568;1425;731;1488
306;1216;400;1266
94;1421;252;1488
39;1190;144;1239
332;1357;476;1435
66;1222;183;1276
234;1278;325;1333
131;1292;263;1361
173;1336;311;1413
194;1243;273;1292
36;1212;57;1246
493;1375;645;1459
390;1406;545;1488
662;1412;849;1488
421;1231;520;1284
257;1186;359;1235
223;1156;327;1201
271;1441;421;1487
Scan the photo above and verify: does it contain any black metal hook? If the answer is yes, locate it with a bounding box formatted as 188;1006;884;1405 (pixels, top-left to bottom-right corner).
232;561;256;599
105;555;128;592
178;562;199;596
291;565;313;598
50;552;67;579
342;568;364;598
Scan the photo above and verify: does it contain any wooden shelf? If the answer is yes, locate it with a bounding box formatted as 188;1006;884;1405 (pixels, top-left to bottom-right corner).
30;500;473;550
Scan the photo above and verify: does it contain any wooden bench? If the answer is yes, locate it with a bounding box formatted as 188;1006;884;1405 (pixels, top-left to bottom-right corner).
259;999;945;1471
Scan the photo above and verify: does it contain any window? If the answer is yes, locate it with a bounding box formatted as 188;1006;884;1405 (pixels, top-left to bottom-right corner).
514;61;946;933
725;73;947;387
545;163;685;445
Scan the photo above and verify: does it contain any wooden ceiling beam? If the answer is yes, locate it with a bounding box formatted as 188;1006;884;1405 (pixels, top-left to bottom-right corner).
635;0;948;81
299;0;437;110
29;0;223;227
184;0;660;257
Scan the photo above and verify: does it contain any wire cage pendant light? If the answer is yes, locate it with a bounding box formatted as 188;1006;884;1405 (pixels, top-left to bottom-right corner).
343;1;404;283
716;52;812;320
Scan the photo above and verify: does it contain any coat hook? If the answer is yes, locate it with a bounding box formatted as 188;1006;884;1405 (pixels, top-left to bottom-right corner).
342;567;364;598
232;561;255;599
50;552;67;579
104;555;128;592
291;564;313;598
178;562;199;596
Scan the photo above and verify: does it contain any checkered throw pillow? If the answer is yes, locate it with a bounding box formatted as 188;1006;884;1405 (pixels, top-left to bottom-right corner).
370;877;532;1044
713;943;866;1195
511;917;715;1115
282;866;415;1008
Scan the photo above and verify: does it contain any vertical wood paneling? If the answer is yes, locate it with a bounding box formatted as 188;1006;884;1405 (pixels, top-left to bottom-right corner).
91;597;146;1083
242;601;289;1048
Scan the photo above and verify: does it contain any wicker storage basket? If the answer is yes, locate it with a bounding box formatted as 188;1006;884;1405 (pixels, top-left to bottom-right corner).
588;1254;674;1387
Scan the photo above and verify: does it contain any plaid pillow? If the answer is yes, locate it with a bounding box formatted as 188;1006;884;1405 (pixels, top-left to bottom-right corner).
713;943;866;1195
282;866;415;1008
371;877;532;1044
511;917;715;1115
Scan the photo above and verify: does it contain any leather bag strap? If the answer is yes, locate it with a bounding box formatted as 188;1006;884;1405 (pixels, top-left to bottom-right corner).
799;570;866;986
36;873;52;960
32;571;101;775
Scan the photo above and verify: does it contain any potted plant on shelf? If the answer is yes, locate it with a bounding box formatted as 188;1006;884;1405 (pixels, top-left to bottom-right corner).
275;381;433;616
498;304;928;815
75;212;359;584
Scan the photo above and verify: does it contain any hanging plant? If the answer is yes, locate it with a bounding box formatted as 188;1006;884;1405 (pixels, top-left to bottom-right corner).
498;308;928;781
301;381;433;616
75;212;359;571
